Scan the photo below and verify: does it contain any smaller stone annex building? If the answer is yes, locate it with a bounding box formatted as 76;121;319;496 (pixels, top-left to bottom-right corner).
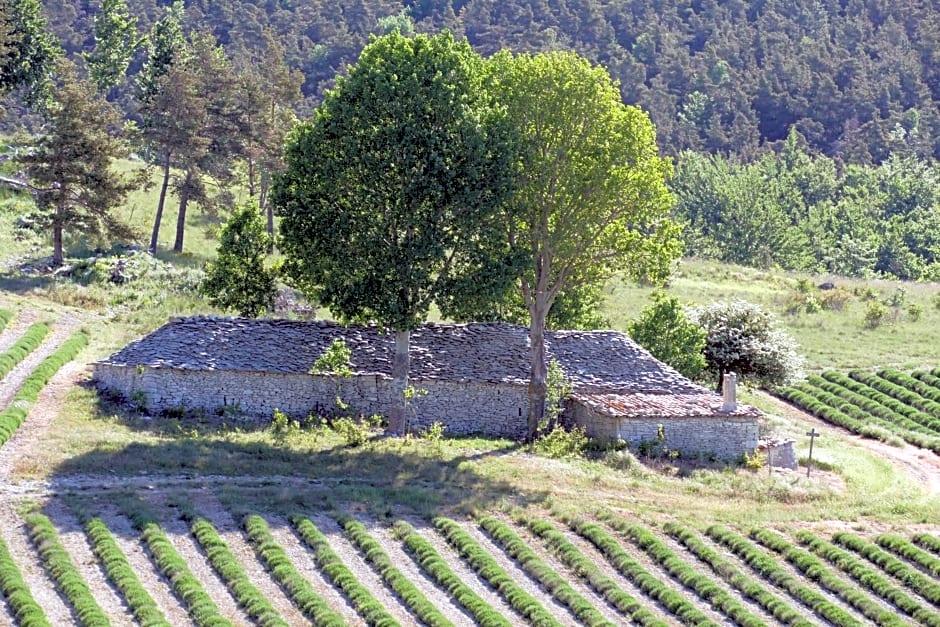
94;316;761;459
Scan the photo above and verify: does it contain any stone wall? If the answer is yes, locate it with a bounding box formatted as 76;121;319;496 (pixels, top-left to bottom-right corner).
568;401;759;460
93;364;528;438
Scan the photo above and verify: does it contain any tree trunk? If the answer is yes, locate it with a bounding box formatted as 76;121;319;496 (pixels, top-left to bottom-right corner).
526;306;548;441
387;328;410;436
52;219;64;267
150;152;172;254
715;366;726;393
172;169;193;253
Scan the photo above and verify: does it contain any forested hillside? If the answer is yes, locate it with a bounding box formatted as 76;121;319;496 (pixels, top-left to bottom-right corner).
42;0;940;162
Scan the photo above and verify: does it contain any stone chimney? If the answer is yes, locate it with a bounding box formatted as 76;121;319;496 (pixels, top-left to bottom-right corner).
721;372;737;413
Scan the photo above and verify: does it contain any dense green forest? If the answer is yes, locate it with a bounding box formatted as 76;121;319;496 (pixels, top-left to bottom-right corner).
39;0;940;162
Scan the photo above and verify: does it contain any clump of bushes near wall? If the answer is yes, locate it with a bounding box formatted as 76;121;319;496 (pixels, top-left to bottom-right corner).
336;514;454;627
0;322;48;381
190;517;288;627
24;512;110;627
84;517;169;627
433;517;561;626
242;515;346;626
290;515;399;627
0;331;87;447
0;533;50;627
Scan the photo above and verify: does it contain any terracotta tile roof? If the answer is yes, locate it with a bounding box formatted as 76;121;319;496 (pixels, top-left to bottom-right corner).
572;391;762;419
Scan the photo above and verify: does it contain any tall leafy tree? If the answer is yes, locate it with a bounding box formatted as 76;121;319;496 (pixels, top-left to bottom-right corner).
488;50;681;439
0;0;60;107
275;32;519;434
83;0;139;94
16;60;139;266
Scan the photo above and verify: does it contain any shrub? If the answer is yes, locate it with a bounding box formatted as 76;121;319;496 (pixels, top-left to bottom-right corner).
628;292;707;380
531;424;588;459
864;301;888;328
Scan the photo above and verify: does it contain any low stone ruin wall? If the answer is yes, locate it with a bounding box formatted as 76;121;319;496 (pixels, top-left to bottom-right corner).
93;364;529;438
568;400;759;460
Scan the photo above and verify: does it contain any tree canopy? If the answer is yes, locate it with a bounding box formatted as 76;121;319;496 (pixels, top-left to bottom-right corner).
1;0;60;107
274;31;520;434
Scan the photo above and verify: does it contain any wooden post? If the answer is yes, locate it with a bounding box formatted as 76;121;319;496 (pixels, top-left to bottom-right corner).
806;428;819;478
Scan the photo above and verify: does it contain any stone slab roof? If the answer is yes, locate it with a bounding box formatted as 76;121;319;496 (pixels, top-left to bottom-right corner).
99;316;708;395
572;391;762;420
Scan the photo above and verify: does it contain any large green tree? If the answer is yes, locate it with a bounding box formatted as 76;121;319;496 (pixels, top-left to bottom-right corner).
83;0;139;94
488;50;682;439
16;60;138;266
275;32;519;435
0;0;60;107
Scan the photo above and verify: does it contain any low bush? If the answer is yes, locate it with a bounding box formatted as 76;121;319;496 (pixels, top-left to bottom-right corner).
290;515;399;626
0;322;49;381
0;532;50;627
434;517;561;626
531;424;589;459
479;516;613;626
84;517;169;627
751;528;905;626
796;531;940;626
190;518;288;627
395;520;510;627
242;515;345;626
664;522;811;626
336;514;453;627
24;512;110;627
833;533;940;605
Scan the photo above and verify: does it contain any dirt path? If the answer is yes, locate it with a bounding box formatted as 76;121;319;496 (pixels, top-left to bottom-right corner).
758;391;940;495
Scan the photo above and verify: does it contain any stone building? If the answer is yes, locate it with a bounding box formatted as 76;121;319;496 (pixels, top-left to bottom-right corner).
93;316;761;459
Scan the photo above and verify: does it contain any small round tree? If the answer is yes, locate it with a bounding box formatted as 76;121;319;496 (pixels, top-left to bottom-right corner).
628;293;707;380
200;200;278;317
689;299;804;391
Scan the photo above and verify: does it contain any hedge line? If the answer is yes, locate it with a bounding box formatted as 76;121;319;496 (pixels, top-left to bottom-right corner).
433;517;561;626
0;323;49;382
84;517;169;627
570;517;718;626
0;332;88;448
336;514;453;627
0;532;50;627
616;522;767;627
706;525;862;627
190;517;287;627
664;522;812;627
750;528;905;626
796;531;940;626
394;520;509;627
479;516;614;626
290;515;399;627
526;516;668;626
24;512;111;627
127;511;232;627
833;533;940;606
242;514;346;626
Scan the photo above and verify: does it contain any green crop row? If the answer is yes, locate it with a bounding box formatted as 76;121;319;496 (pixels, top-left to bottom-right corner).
796;531;940;626
0;323;48;382
84;517;169;627
799;380;931;437
24;512;110;627
664;522;812;627
190;517;288;627
336;514;453;627
290;515;399;627
569;517;718;627
615;522;767;627
833;533;940;606
879;369;940;406
242;515;345;626
750;528;904;626
706;525;862;627
127;511;232;627
823;371;940;432
776;386;888;442
913;533;940;557
807;375;940;435
525;516;668;626
0;532;50;627
0;332;88;448
912;371;940;394
479;516;614;627
433;517;561;627
0;309;12;330
394;520;509;627
850;370;940;424
875;534;940;578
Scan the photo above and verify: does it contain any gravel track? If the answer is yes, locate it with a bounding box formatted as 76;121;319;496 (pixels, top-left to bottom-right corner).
308;512;418;624
458;519;580;626
42;499;137;626
0;504;75;625
401;515;520;624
